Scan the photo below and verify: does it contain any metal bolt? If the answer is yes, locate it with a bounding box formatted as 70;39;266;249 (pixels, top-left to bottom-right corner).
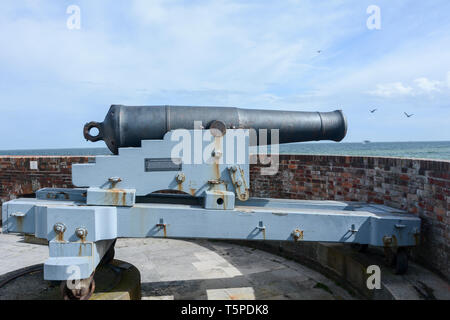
349;224;358;233
53;223;66;234
209;120;227;137
75;227;88;239
175;173;185;183
156;219;167;237
240;193;249;201
257;221;265;230
211;149;222;158
383;236;393;244
256;221;266;240
292;229;304;241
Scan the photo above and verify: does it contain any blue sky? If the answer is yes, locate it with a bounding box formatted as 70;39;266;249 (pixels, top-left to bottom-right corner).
1;0;449;149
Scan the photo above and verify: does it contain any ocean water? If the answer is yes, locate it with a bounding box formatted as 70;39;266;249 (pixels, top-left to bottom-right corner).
0;141;449;160
275;141;450;160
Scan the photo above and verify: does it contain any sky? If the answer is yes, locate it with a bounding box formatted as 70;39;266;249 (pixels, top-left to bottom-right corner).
0;0;449;149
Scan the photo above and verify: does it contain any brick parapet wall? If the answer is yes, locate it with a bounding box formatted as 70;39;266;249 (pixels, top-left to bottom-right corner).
0;155;448;279
250;155;449;279
0;156;93;204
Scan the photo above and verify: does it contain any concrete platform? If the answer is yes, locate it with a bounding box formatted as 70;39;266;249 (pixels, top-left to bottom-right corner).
230;240;450;300
114;238;354;300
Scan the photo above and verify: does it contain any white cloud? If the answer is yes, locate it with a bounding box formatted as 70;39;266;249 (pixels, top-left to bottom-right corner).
369;77;447;98
414;77;442;93
369;82;413;97
0;0;365;100
131;0;169;24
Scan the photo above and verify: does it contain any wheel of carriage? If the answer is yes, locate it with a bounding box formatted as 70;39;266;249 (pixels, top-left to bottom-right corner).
350;243;368;253
61;273;96;300
384;247;408;274
394;247;408;275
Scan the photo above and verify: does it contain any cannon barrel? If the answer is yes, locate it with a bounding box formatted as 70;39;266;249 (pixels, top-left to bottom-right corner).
84;105;347;154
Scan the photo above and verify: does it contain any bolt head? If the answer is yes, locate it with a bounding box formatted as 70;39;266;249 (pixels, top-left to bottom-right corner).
75;227;88;238
292;229;303;241
176;173;185;183
53;223;66;234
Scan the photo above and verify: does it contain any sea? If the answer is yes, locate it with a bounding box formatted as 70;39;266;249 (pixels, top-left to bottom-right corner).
0;141;449;160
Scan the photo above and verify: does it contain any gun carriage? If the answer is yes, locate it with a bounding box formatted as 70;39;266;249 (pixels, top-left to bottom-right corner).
2;105;421;299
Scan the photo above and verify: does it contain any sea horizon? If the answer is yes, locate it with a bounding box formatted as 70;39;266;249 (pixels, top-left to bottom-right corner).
0;140;449;161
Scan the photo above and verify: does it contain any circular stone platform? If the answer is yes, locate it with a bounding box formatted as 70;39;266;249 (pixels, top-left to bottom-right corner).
0;259;141;300
0;234;355;300
114;238;355;300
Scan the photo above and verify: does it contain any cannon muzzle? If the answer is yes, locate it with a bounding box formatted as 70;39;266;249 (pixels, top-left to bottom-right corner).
84;105;347;154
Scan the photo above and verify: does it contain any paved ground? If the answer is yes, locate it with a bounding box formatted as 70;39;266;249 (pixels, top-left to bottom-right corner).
115;238;354;300
0;231;48;276
0;230;354;300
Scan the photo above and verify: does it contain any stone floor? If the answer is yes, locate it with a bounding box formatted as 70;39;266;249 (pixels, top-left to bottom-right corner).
115;238;354;300
0;230;354;300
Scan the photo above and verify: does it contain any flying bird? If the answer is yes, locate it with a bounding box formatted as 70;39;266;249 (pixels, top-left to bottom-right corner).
369;108;377;113
404;112;414;118
317;50;321;54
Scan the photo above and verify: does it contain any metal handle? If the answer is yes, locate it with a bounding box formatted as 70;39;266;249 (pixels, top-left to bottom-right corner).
83;121;104;142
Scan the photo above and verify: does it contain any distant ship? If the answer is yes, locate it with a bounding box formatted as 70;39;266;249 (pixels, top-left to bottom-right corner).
363;140;371;144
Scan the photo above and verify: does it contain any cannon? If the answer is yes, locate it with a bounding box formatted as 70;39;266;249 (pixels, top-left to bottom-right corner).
3;104;420;300
84;105;347;154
